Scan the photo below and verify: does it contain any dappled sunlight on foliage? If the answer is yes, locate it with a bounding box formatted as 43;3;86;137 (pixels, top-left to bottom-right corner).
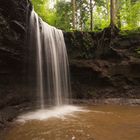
31;0;140;31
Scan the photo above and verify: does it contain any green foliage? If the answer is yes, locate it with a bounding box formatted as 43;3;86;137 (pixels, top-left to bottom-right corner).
93;5;110;31
120;0;140;30
87;90;97;98
137;50;140;54
31;0;140;32
76;0;90;31
135;48;140;55
120;27;140;37
31;0;48;22
54;1;72;30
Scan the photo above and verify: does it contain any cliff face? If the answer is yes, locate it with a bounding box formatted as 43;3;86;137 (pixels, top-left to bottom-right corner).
0;0;140;111
0;0;32;109
64;31;140;99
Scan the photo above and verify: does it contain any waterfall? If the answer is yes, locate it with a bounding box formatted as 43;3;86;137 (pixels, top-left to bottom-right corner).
29;10;71;108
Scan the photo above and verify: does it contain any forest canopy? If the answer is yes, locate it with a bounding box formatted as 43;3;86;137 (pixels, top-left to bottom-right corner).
31;0;140;31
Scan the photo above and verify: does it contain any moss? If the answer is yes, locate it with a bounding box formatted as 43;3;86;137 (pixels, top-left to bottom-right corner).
119;28;140;37
87;90;97;98
135;48;140;58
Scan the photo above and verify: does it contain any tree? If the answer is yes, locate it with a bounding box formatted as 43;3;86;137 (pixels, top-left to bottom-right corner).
90;0;93;31
72;0;76;29
31;0;48;21
55;1;72;30
106;0;109;20
110;0;116;27
116;0;121;28
76;0;89;30
31;0;140;31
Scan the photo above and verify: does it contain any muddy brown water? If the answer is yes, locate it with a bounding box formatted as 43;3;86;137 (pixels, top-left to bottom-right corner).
0;105;140;140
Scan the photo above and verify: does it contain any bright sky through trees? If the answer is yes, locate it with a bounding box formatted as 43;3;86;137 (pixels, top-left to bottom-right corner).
49;0;71;9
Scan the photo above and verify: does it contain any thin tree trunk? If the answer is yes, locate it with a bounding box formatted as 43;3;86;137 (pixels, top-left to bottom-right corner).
90;0;93;31
72;0;76;29
79;3;82;31
106;0;109;21
116;0;121;28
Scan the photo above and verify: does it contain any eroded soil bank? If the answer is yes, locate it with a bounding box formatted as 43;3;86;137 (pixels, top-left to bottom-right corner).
64;30;140;99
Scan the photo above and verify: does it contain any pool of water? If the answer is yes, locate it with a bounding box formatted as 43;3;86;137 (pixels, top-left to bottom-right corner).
0;105;140;140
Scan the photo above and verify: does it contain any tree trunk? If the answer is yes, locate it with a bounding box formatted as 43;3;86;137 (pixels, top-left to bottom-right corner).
90;0;93;31
110;0;116;27
72;0;76;29
110;0;119;38
116;0;121;28
106;0;109;21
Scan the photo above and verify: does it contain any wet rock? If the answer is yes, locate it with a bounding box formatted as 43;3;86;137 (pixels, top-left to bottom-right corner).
10;20;26;34
0;0;33;117
63;29;140;99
